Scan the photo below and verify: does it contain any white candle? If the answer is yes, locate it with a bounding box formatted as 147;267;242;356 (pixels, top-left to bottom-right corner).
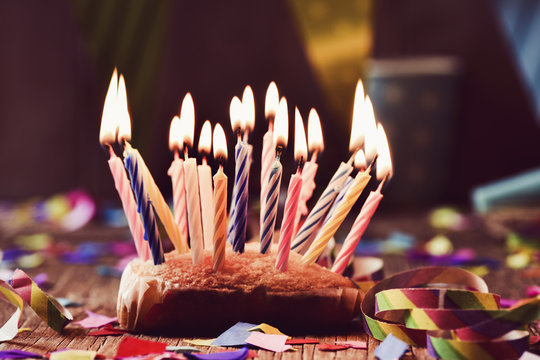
198;120;214;250
212;124;228;271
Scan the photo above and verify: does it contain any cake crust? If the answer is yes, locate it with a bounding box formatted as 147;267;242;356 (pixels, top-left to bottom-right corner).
117;244;364;335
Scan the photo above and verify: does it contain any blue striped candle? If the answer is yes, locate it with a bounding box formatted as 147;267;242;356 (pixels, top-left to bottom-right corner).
290;162;353;253
124;148;164;265
260;157;283;254
227;141;250;253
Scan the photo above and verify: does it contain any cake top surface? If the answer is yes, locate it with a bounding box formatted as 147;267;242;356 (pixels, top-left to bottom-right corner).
129;243;354;292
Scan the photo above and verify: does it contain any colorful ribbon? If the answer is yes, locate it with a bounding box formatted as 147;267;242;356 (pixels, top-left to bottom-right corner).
10;269;73;333
361;266;540;360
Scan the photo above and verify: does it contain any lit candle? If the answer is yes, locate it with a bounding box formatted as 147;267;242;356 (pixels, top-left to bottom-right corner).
117;79;187;255
198;120;214;250
332;124;392;274
363;96;378;164
294;108;323;235
167;115;189;249
227;95;251;253
260;97;288;254
260;82;279;230
275;108;307;271
301;80;374;265
291;80;366;253
181;93;205;264
99;70;149;261
212;123;228;271
118;75;164;265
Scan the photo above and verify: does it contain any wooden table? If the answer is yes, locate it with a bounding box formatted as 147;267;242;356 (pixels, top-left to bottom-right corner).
0;211;536;359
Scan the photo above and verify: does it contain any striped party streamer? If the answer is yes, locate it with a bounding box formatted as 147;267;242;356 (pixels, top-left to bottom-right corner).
124;149;165;265
167;155;189;249
331;187;383;274
212;167;228;271
291;162;353;252
275;171;302;271
301;171;371;265
228;141;250;253
361;266;540;360
11;269;73;333
107;148;150;261
0;279;24;341
260;158;283;254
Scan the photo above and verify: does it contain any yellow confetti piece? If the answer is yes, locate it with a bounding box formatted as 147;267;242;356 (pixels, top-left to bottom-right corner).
18;328;32;333
249;323;289;338
14;233;53;251
424;234;453;256
184;338;217;346
463;265;490;277
17;253;44;269
50;350;96;360
507;252;531;269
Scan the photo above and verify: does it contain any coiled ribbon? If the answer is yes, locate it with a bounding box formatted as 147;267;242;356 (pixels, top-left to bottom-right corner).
361;266;540;359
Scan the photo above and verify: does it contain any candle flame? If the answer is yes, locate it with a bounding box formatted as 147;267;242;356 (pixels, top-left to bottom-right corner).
242;85;255;132
349;79;365;152
265;81;279;119
213;123;228;161
229;96;243;132
117;74;132;142
294;108;308;162
354;150;367;170
198;120;212;155
99;69;118;145
376;123;393;180
307;108;324;153
168;115;183;151
181;93;195;147
273;97;289;148
363;96;378;163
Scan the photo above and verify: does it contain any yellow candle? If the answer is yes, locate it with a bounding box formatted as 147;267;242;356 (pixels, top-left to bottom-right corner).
301;169;371;265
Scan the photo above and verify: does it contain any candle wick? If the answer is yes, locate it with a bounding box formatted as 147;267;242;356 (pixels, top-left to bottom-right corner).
236;131;242;144
347;149;359;166
275;145;284;161
310;151;318;163
243;129;249;142
267;117;274;131
377;173;389;193
184;146;189;159
106;144;115;158
174;149;180;160
366;153;379;173
297;156;305;173
202;156;207;166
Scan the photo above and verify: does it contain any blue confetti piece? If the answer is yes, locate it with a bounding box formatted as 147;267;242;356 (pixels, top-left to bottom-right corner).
211;322;257;347
373;334;409;360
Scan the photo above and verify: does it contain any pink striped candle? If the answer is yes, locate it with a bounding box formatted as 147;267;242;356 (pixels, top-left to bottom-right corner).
331;186;383;274
275;171;302;271
276;108;307;271
107;147;150;261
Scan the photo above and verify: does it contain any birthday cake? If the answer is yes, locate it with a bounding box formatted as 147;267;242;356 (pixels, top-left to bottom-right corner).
117;243;363;335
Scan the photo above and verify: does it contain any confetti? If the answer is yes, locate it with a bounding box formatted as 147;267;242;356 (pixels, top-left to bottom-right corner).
17;253;44;269
116;337;168;358
74;310;117;329
335;340;367;349
285;338;319;345
212;322;257;347
166;346;201;353
14;233;52;251
248;323;287;337
424;234;453;256
56;297;83;308
373;334;409;360
0;349;42;359
88;324;126;336
184;339;217;347
183;347;249;360
49;350;96;360
245;332;291;352
520;352;540;360
317;343;350;351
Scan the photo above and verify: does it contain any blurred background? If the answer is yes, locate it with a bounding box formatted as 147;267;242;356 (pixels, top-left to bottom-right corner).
1;0;540;211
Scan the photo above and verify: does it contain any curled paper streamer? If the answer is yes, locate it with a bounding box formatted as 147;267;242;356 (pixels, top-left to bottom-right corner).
362;266;540;360
0;280;24;342
10;269;73;333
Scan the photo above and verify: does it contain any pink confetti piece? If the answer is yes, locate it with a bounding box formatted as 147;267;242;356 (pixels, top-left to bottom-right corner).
526;285;540;297
74;310;117;329
335;340;367;349
245;332;291;352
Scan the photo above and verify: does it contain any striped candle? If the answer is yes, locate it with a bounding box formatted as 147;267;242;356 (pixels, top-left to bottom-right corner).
184;157;204;264
301;170;371;265
135;150;188;254
227;141;250;253
260;158;283;254
275;171;302;271
290;162;353;252
107;147;150;261
331;188;384;274
167;153;189;248
124;148;164;265
260;124;275;229
212;166;228;271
